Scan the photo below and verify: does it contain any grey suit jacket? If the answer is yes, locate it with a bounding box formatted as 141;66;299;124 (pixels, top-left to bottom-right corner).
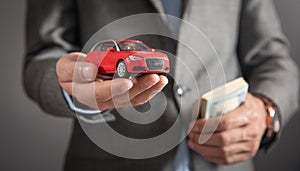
24;0;299;171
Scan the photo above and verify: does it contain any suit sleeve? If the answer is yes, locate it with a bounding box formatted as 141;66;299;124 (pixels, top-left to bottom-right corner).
23;0;80;117
237;0;299;128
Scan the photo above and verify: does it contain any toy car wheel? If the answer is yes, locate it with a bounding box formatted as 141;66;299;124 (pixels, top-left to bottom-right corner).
117;61;129;78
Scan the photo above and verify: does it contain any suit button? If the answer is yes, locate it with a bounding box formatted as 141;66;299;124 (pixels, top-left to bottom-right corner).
176;85;184;96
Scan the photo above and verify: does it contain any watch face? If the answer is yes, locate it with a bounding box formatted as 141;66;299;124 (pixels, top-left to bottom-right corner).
266;104;280;135
273;112;280;133
274;119;280;133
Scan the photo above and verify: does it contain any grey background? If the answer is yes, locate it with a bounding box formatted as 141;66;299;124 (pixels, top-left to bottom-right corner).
0;0;299;171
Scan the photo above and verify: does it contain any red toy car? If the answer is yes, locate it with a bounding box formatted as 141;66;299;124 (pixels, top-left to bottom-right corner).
86;39;170;78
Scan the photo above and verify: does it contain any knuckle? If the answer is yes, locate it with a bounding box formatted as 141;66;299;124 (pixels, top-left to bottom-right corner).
223;157;232;165
244;99;251;108
218;133;229;145
255;98;265;108
220;119;230;130
252;110;259;120
250;149;258;158
220;147;229;157
254;127;260;136
250;142;257;150
250;127;260;138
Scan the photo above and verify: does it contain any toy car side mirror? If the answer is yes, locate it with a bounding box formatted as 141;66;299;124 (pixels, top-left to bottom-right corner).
108;47;115;52
150;48;155;52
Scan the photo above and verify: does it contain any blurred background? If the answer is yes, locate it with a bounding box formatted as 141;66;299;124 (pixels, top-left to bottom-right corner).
0;0;299;171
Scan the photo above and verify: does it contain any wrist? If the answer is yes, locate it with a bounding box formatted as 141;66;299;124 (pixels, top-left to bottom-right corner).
253;94;281;144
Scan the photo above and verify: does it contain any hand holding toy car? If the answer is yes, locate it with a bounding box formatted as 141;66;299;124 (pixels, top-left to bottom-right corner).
56;52;168;110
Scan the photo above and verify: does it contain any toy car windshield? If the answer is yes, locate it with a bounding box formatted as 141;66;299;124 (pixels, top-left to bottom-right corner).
118;41;151;51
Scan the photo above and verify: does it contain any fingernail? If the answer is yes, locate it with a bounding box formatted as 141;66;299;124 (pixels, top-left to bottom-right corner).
161;76;169;85
82;65;94;80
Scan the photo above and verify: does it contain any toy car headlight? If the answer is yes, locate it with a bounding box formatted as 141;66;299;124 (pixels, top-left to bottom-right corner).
129;55;143;60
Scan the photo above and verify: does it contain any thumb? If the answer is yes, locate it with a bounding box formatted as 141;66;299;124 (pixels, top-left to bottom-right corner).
57;52;98;83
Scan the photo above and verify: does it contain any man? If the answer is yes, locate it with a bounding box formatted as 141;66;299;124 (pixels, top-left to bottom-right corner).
24;0;299;171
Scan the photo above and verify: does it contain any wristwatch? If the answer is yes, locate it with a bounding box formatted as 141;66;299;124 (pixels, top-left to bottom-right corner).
256;94;281;138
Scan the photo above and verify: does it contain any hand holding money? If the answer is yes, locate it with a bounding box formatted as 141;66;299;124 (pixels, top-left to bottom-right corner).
188;93;267;165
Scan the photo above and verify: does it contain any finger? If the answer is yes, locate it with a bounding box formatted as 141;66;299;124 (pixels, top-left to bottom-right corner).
189;125;255;147
104;75;168;107
56;52;98;83
95;78;134;101
190;105;250;134
66;79;133;108
188;139;256;158
113;74;161;103
188;139;258;165
203;151;256;165
213;95;259;131
129;75;168;106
